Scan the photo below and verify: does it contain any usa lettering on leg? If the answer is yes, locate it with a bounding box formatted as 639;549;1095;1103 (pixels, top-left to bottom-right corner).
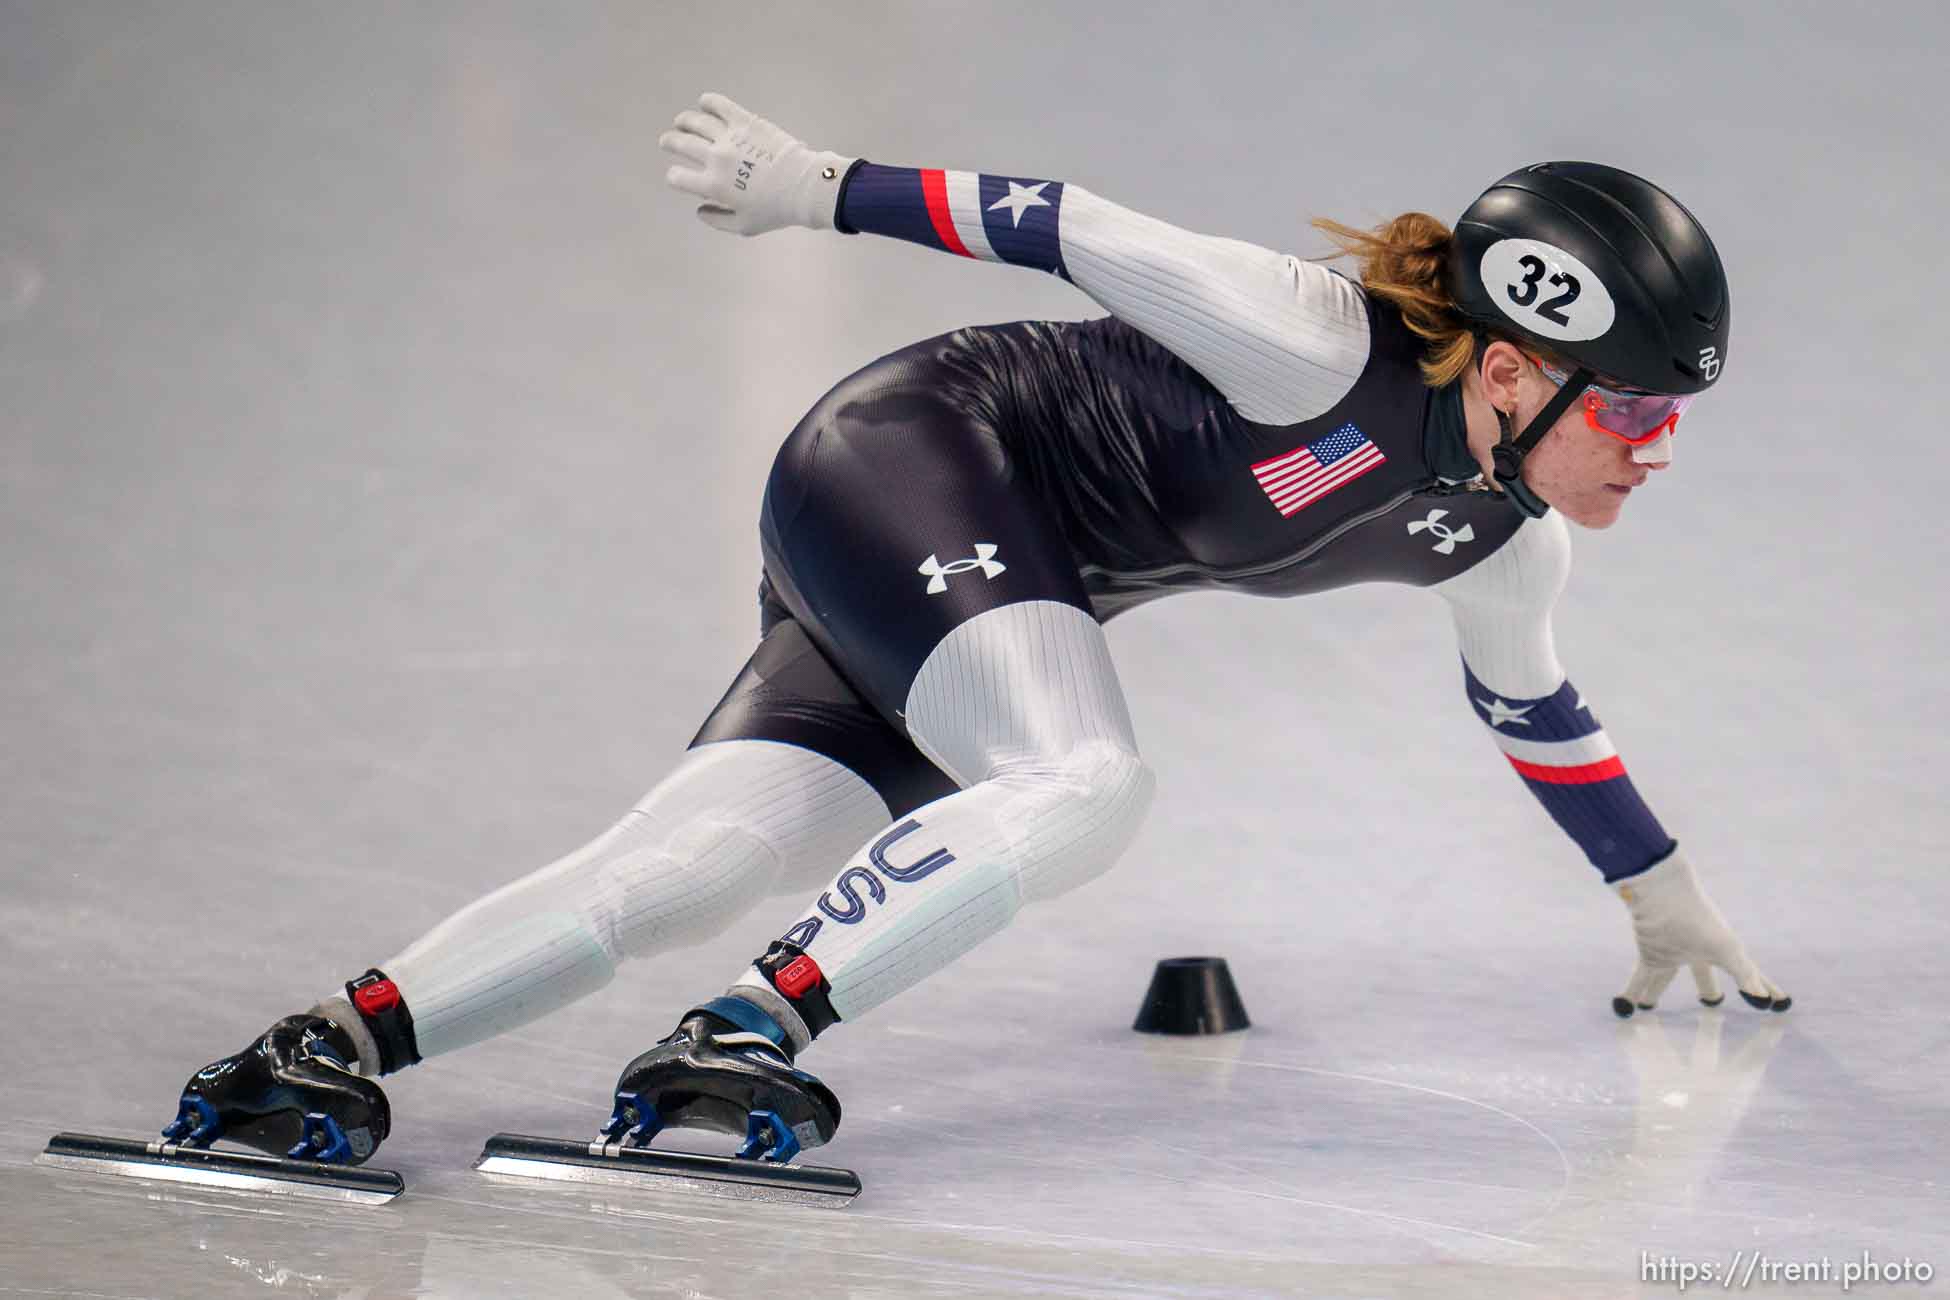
781;817;957;949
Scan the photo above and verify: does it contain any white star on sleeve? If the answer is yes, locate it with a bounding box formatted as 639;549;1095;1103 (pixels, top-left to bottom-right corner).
988;180;1052;227
1477;696;1535;728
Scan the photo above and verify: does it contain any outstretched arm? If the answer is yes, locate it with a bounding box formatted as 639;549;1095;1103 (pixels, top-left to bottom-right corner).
1433;516;1790;1016
659;93;1367;424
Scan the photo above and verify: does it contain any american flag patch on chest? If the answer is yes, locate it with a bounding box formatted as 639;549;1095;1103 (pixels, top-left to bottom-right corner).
1250;422;1387;517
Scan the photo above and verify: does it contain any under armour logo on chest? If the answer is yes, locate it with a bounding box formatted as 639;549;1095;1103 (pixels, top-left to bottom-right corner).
919;544;1006;595
1407;508;1475;555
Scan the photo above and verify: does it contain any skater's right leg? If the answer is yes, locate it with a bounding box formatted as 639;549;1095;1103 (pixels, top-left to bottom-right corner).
168;609;952;1162
162;737;886;1164
366;602;952;1060
373;738;891;1060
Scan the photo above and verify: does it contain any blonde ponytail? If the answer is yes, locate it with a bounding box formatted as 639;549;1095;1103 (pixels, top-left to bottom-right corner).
1310;212;1478;388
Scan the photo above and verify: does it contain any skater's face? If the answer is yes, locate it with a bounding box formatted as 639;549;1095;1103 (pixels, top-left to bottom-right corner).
1467;342;1675;530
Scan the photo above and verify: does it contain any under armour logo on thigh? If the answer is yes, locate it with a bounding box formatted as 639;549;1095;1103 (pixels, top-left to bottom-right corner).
1406;508;1475;555
918;543;1006;595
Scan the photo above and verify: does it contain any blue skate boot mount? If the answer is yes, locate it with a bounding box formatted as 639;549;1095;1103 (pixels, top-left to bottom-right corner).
38;969;418;1204
473;943;862;1205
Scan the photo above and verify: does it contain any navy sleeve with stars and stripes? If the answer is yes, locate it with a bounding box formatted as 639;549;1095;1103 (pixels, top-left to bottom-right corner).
1463;663;1676;882
837;162;1071;280
1436;514;1676;884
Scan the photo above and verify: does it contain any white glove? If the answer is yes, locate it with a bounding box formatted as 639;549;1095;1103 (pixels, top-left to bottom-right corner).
1612;849;1790;1017
658;93;855;236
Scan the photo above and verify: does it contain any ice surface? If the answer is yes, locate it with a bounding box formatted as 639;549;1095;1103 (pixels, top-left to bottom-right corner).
4;4;1947;1296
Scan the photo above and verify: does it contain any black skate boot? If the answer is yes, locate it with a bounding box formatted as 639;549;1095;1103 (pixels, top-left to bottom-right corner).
602;997;839;1164
603;940;844;1165
40;970;417;1202
472;943;859;1202
161;969;420;1165
163;1013;389;1164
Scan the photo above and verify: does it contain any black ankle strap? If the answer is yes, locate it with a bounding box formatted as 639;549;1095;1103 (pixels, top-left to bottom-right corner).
344;969;421;1074
753;941;839;1040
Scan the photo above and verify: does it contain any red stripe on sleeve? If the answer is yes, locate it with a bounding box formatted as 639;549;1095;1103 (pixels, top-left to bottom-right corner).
920;169;973;258
1507;754;1629;785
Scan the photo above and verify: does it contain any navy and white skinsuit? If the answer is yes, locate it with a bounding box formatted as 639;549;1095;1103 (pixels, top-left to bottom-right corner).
381;161;1676;1058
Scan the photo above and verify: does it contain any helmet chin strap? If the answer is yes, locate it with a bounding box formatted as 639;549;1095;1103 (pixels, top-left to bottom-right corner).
1488;365;1593;519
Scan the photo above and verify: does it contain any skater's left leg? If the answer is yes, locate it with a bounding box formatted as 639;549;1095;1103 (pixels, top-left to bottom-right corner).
729;600;1156;1040
606;346;1156;1155
610;602;1156;1155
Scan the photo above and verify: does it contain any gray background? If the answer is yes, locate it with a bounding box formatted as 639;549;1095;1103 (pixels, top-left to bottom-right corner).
3;2;1945;1297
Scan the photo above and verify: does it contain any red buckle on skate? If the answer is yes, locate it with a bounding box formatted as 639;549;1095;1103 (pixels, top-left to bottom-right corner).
353;978;401;1016
775;955;822;1000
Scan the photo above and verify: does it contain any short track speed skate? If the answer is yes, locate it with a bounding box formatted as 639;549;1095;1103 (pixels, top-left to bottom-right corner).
476;986;861;1207
40;974;416;1205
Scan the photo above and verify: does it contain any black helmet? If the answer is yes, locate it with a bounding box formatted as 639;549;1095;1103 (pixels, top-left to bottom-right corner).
1449;162;1729;396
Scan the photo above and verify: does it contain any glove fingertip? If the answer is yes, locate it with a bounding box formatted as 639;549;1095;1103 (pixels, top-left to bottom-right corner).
1611;996;1635;1019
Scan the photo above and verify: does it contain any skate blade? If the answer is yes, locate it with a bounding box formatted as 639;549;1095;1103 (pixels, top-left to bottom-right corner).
36;1132;403;1206
474;1132;860;1208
